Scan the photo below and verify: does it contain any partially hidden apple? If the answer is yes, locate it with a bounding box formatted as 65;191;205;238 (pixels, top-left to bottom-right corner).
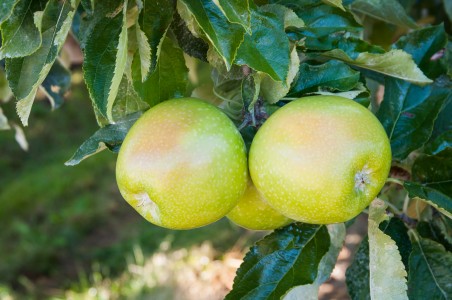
227;180;292;230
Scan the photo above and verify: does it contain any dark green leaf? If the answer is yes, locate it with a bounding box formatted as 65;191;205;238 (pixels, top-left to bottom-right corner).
350;0;418;29
405;182;452;219
138;0;175;78
170;9;208;61
407;233;452;300
0;0;46;59
404;149;452;218
394;25;447;79
376;79;451;160
82;0;127;124
179;0;245;69
288;60;360;97
65;112;142;166
217;0;251;32
6;0;79;125
293;1;361;37
411;150;452;198
431;90;452;140
41;59;71;109
374;27;450;157
226;223;330;300
259;45;300;103
235;6;289;82
432;214;452;247
283;224;346;299
425;131;452;155
417;221;452;252
0;0;17;24
346;237;370;300
132;37;190;107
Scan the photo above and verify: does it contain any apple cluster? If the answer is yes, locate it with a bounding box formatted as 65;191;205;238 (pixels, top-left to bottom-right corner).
116;96;391;230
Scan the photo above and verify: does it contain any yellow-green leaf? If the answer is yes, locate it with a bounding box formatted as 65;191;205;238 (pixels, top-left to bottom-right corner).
368;199;408;300
323;49;432;85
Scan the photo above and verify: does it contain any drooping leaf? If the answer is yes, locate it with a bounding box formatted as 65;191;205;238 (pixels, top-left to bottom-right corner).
393;25;447;80
260;46;300;103
350;0;418;29
407;232;452;300
322;49;432;85
83;0;128;125
12;123;28;151
138;0;175;79
65;112;142;166
40;59;71;109
225;223;330;300
178;0;245;69
283;223;346;300
235;6;289;82
432;214;452;248
368;199;408;300
321;0;345;11
0;107;10;130
288;60;360;97
112;75;149;121
132;37;190;107
0;67;12;101
0;0;17;25
312;82;369;104
404;150;452;218
217;0;251;33
170;8;208;61
376;78;451;160
405;182;452;219
241;74;261;112
6;0;79;126
0;0;46;59
379;218;412;270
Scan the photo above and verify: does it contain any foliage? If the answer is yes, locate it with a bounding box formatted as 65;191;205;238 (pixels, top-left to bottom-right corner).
0;0;451;298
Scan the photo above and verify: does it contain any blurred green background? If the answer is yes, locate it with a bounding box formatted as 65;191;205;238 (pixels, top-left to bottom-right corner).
0;74;259;299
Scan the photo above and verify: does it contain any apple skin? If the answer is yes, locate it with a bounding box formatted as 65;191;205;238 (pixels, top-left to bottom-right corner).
116;98;248;229
249;95;391;224
227;180;292;230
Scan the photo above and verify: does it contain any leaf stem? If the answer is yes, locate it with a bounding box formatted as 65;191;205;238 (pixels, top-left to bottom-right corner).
385;177;404;186
383;200;403;215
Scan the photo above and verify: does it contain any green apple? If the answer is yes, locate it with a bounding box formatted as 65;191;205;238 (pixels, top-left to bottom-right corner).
227;180;292;230
249;95;391;224
116;98;248;229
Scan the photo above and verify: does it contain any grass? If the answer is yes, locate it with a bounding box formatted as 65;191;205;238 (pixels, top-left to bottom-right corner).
0;78;259;299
